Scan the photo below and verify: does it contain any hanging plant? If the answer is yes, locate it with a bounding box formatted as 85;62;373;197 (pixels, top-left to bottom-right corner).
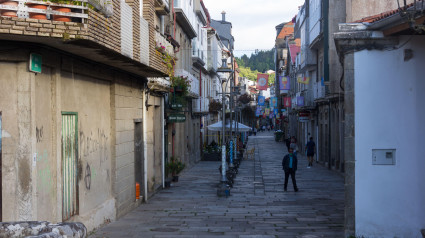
209;100;222;114
170;76;191;96
238;93;252;104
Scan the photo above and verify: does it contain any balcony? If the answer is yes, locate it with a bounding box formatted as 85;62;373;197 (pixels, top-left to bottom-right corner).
174;69;199;98
313;80;325;100
0;0;165;78
173;0;196;39
148;77;171;93
192;41;205;68
193;97;209;114
155;0;169;15
155;31;174;56
194;0;206;25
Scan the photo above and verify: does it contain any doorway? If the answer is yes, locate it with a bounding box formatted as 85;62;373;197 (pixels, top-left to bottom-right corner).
61;112;79;221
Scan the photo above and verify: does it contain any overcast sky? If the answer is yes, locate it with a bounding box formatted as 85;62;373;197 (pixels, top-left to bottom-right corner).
203;0;305;57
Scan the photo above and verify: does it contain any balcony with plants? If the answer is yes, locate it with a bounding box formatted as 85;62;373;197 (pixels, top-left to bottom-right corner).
0;0;165;78
174;68;199;98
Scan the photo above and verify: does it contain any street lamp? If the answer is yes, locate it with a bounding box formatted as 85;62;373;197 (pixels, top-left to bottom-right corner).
217;51;232;197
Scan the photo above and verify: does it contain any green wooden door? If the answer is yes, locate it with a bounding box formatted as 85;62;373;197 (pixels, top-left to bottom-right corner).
61;112;78;220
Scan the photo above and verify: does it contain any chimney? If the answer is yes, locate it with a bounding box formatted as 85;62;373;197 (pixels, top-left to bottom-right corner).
221;11;226;21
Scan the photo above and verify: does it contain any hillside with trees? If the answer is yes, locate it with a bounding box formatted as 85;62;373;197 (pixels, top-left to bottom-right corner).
236;49;275;85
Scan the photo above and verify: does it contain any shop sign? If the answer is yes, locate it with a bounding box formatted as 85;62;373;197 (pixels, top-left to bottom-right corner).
299;112;310;122
168;114;186;123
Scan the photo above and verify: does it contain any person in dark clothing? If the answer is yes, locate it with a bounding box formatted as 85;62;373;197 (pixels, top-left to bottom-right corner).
282;147;298;192
285;137;291;151
305;137;316;168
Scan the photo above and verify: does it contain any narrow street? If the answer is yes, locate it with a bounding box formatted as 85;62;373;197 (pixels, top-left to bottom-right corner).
91;131;344;238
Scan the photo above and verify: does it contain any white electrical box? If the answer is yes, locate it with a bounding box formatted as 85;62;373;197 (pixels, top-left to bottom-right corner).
372;149;396;165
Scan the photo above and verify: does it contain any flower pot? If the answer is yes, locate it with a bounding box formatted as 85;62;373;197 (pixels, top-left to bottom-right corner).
0;0;18;17
52;6;71;22
172;175;179;182
27;3;47;20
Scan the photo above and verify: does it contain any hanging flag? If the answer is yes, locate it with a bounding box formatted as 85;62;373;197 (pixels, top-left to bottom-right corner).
297;96;304;107
269;113;274;119
321;77;325;86
279;76;290;90
284;97;291;108
258;96;265;106
297;76;310;85
257;74;269;90
271;97;277;107
265;108;270;116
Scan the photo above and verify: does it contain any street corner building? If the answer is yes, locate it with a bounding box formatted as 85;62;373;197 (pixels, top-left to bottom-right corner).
0;0;180;232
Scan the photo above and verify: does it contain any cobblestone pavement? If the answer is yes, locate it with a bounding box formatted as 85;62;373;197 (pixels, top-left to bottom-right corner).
90;131;345;238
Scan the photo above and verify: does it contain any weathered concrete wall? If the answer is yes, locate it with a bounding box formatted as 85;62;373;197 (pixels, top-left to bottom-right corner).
112;77;144;218
0;45;149;232
146;95;163;195
0;60;34;222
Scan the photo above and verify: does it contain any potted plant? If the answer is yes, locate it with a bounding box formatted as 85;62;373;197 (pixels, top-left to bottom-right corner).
165;156;185;182
0;0;18;17
170;76;190;96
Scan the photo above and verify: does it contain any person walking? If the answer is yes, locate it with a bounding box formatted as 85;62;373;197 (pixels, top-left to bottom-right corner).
289;137;298;157
285;136;291;151
305;137;316;168
282;147;298;192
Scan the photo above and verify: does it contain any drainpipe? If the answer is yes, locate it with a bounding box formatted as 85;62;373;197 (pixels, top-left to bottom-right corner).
142;88;148;201
161;97;165;188
323;0;331;169
200;70;202;159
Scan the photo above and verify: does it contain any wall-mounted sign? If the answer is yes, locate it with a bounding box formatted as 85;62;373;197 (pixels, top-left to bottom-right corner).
168;114;186;123
29;53;42;73
171;104;183;110
299;112;310;122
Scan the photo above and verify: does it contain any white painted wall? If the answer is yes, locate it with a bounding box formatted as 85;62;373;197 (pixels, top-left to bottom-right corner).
355;36;425;238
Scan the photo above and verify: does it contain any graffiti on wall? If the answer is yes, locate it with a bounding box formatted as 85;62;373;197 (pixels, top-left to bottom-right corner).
36;126;44;143
79;129;109;165
84;162;97;190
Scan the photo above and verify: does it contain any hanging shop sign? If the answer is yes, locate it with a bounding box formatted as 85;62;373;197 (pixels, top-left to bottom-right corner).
299;112;310;122
168;114;186;123
171;103;183;110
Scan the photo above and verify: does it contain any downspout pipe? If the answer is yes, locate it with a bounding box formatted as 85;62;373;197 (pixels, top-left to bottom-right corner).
323;0;331;169
161;97;165;188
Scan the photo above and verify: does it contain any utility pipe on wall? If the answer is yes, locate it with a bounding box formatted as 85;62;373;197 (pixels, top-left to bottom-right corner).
142;89;148;201
161;97;165;188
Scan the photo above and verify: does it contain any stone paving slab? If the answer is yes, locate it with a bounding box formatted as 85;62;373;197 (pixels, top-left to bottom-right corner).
90;131;344;238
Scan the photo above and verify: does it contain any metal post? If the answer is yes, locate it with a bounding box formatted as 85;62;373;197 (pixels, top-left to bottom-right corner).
221;80;227;182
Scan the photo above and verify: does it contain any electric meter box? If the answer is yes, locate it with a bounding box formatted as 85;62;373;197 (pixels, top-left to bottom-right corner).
372;149;396;165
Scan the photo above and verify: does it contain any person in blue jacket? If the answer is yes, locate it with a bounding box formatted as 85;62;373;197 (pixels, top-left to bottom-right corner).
282;147;299;192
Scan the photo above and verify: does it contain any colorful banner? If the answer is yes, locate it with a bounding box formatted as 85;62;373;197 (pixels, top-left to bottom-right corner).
297;77;310;85
257;74;269;90
255;107;261;117
270;97;277;107
321;77;325;86
258;96;265;106
273;109;279;115
283;97;291;108
265;108;270;116
269;113;274;119
297;96;304;107
279;76;290;90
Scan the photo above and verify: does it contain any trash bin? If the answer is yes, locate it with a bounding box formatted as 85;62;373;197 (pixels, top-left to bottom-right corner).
274;131;284;142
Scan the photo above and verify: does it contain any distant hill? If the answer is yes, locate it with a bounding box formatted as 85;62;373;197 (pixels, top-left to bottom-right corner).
236;49;274;73
236;49;275;85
